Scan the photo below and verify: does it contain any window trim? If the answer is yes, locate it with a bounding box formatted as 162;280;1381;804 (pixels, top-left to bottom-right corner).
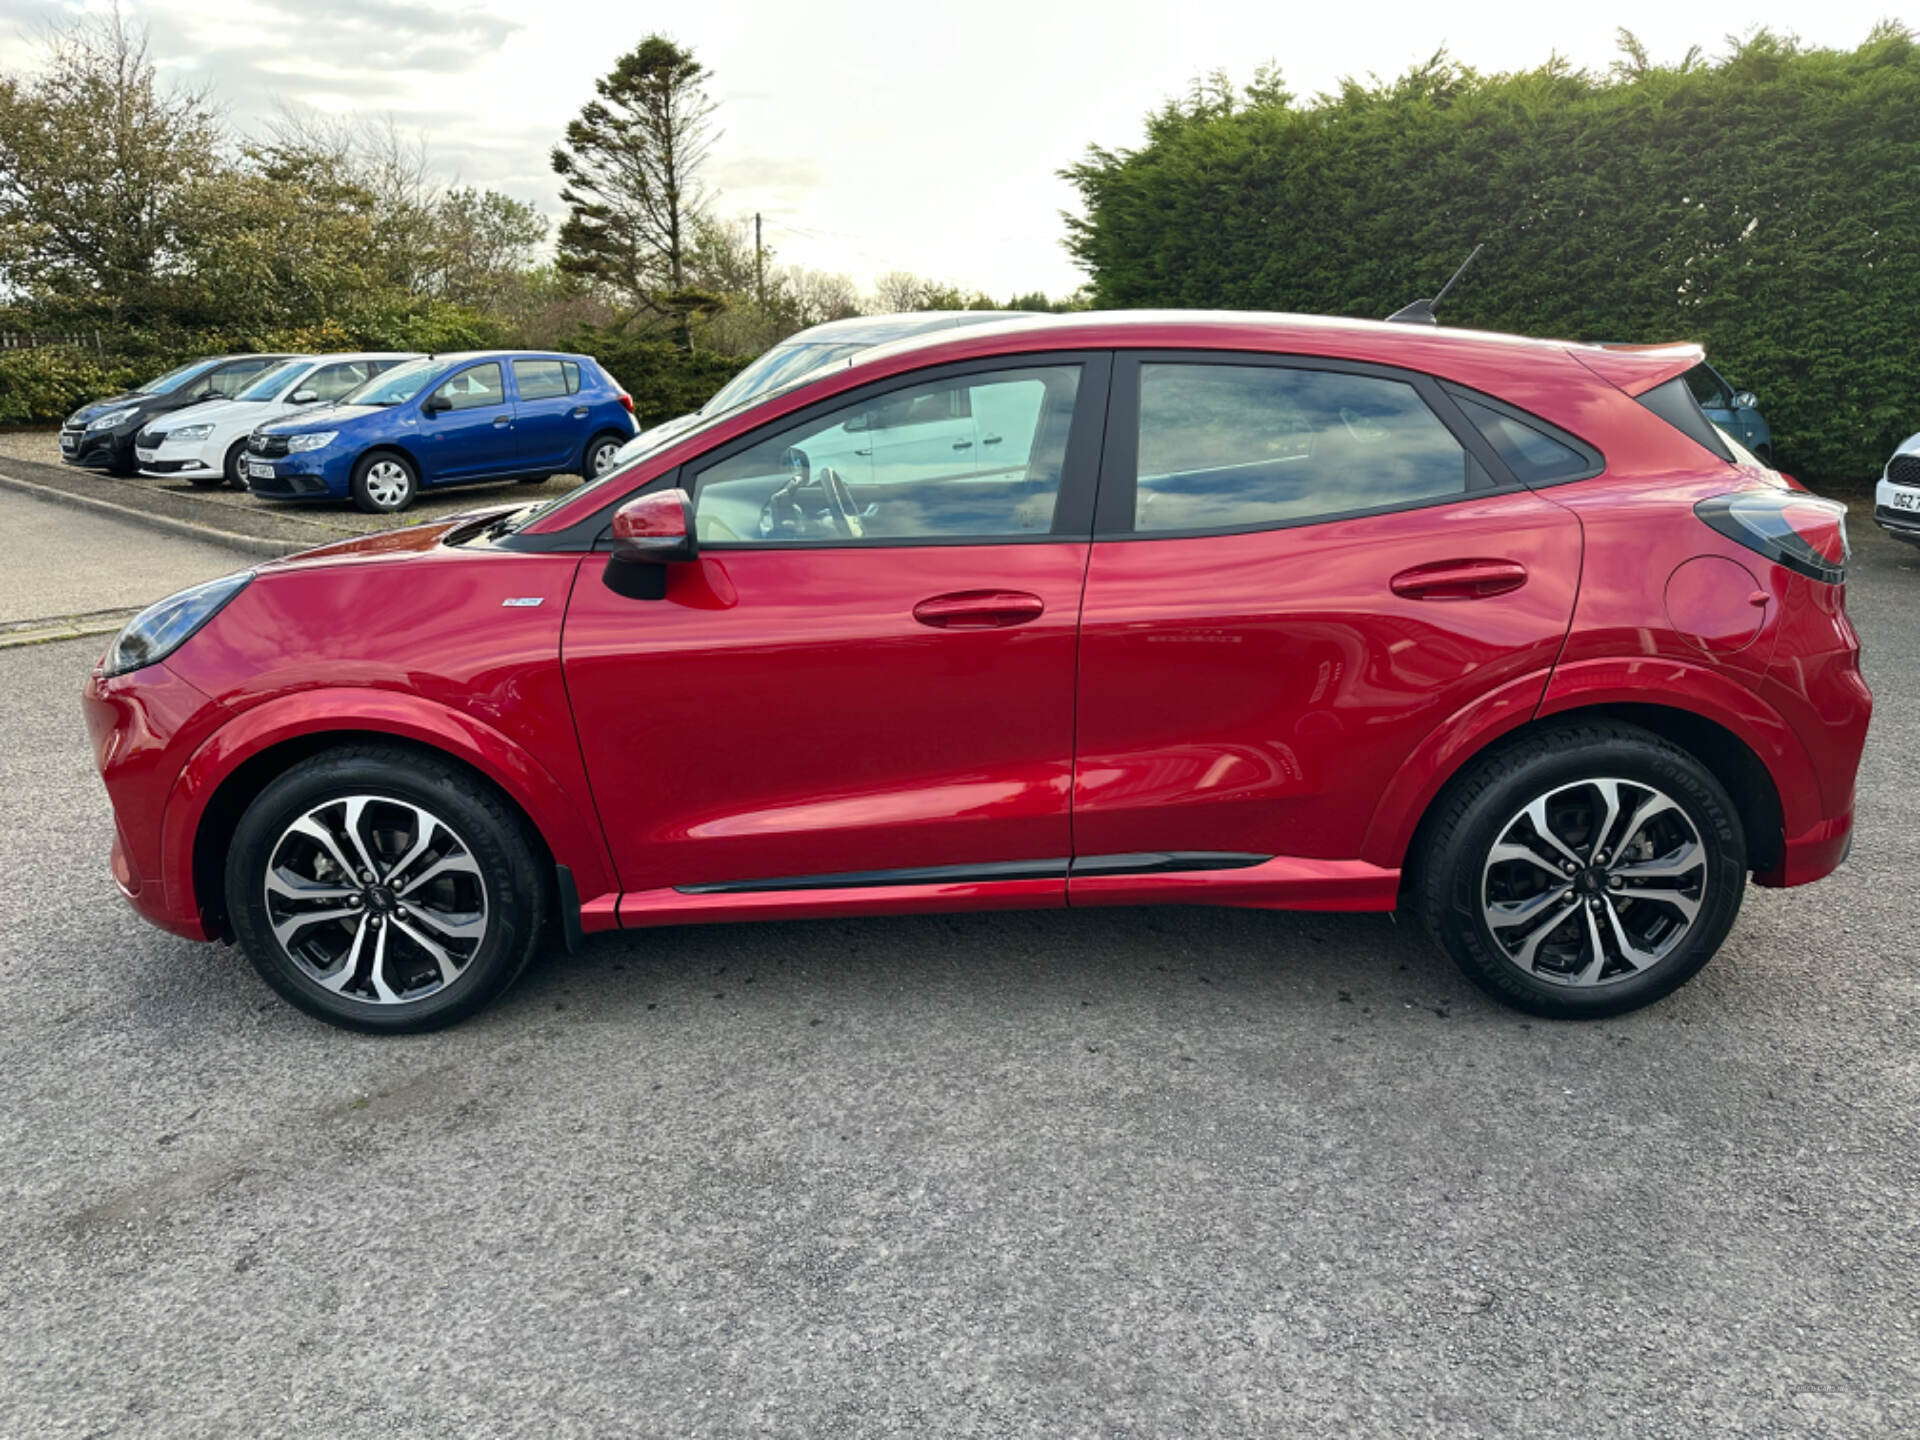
1093;350;1527;540
683;350;1114;551
1438;382;1607;488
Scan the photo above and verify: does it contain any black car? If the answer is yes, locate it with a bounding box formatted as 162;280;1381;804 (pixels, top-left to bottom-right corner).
60;354;296;475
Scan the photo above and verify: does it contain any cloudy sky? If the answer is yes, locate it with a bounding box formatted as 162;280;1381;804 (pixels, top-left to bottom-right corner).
1;0;1909;299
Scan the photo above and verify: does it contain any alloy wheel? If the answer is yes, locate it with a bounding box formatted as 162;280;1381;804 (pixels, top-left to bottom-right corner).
262;794;488;1005
1479;777;1707;988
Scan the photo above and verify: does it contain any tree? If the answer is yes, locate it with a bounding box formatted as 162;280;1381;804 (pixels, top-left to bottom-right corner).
431;187;548;306
551;36;716;349
0;6;222;321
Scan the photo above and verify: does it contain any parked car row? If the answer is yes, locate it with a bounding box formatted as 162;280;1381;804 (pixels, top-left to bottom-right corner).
63;349;637;513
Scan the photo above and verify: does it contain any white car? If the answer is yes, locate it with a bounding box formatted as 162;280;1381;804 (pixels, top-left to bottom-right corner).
1877;432;1920;547
135;352;420;488
606;311;1027;471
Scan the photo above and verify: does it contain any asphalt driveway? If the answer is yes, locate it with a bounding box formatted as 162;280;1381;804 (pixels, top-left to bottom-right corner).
1;505;1915;1437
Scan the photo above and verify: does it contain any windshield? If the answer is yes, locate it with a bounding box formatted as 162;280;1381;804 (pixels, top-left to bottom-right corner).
702;341;867;414
233;359;307;402
343;357;439;407
140;357;221;395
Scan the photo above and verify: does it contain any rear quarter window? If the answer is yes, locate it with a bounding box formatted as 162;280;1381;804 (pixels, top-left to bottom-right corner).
1637;376;1735;464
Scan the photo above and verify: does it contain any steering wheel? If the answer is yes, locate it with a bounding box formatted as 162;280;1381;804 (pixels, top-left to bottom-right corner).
817;466;865;540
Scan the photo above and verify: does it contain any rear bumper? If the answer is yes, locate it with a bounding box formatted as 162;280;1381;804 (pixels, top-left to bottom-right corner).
1753;811;1853;889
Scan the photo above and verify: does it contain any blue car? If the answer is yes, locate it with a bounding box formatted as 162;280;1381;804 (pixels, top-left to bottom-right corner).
1685;362;1773;466
245;351;636;512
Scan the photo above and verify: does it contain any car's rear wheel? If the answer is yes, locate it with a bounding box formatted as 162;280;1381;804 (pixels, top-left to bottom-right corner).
584;433;624;479
225;746;547;1032
1416;722;1746;1018
351;451;417;513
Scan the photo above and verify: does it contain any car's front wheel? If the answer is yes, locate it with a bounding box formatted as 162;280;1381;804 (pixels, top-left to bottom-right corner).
351;451;418;513
1417;722;1746;1018
225;746;547;1032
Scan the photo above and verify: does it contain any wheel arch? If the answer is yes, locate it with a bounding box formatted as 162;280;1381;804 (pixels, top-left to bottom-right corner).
1374;694;1793;890
165;692;615;941
354;442;424;478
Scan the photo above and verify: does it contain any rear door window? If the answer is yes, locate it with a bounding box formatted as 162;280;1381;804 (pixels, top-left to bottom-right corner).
513;359;572;401
1131;363;1471;532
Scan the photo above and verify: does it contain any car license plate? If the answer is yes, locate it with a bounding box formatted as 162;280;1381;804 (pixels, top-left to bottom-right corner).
248;460;275;480
60;433;76;452
1892;489;1920;512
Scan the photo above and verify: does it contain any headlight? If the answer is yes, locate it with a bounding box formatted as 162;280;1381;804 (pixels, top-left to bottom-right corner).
85;407;140;432
103;572;253;678
169;424;214;442
286;431;337;453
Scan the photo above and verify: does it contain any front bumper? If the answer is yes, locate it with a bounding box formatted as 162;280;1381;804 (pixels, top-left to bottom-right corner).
1874;468;1920;543
136;439;219;478
81;658;229;942
244;448;354;500
60;425;133;469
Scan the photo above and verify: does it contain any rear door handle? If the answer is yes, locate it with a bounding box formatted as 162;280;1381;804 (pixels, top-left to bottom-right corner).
571;406;589;418
1390;558;1528;600
952;440;974;450
493;415;511;428
912;590;1045;629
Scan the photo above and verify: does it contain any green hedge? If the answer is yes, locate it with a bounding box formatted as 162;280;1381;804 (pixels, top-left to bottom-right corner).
1065;28;1920;481
0;347;144;426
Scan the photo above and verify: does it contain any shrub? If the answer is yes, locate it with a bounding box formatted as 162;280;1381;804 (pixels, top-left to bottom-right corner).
567;326;748;429
0;347;144;425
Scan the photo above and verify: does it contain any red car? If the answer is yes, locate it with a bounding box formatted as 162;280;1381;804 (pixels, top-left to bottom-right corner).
81;313;1870;1032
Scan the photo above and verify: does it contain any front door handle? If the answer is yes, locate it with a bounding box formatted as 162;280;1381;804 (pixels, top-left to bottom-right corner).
1390;558;1528;601
493;415;511;428
912;590;1045;629
952;440;974;451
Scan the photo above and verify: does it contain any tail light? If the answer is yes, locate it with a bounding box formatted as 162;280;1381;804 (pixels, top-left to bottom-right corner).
617;391;634;414
1695;492;1848;584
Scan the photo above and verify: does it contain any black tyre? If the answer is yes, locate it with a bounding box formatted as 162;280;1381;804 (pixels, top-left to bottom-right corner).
350;451;418;513
1415;721;1746;1019
226;745;548;1033
222;438;251;490
582;432;625;479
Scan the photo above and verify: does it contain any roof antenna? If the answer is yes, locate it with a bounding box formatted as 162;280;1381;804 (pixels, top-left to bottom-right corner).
1386;244;1483;326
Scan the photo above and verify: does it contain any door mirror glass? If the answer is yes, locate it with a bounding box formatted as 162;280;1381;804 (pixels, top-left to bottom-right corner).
1732;390;1759;410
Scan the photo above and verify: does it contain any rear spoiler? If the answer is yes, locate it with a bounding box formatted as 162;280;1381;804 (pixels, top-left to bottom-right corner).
1566;342;1704;398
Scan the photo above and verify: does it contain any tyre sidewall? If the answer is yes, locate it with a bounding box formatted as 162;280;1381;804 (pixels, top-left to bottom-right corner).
1431;732;1746;1018
226;752;544;1032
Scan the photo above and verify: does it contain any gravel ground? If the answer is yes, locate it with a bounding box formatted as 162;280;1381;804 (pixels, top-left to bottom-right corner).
0;503;1915;1437
0;429;590;533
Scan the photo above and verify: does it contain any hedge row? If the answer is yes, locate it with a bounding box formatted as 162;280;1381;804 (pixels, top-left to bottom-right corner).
1065;28;1920;481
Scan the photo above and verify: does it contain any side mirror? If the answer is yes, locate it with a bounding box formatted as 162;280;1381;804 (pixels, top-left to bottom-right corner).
423;392;451;415
604;488;695;599
1732;390;1759;410
289;389;320;405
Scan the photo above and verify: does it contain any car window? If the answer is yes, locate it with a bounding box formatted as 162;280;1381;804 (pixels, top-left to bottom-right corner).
561;361;582;394
1450;395;1595;484
139;358;219;394
234;360;307;402
1685;364;1733;412
692;365;1081;545
703;342;869;415
304;362;377;404
344;357;435;406
433;363;506;412
1133;364;1470;532
513;359;572;401
203;357;275;397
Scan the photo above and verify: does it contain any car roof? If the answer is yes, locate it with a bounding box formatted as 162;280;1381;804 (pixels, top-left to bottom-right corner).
411;349;589;364
290;352;422;364
837;309;1702;398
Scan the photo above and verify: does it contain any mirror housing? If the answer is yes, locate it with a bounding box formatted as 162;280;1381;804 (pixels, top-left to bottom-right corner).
422;392;451;415
1732;390;1759;410
604;488;695;599
289;389;320;405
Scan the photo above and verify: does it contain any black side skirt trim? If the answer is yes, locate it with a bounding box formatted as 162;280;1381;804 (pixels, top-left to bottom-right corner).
673;852;1271;896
